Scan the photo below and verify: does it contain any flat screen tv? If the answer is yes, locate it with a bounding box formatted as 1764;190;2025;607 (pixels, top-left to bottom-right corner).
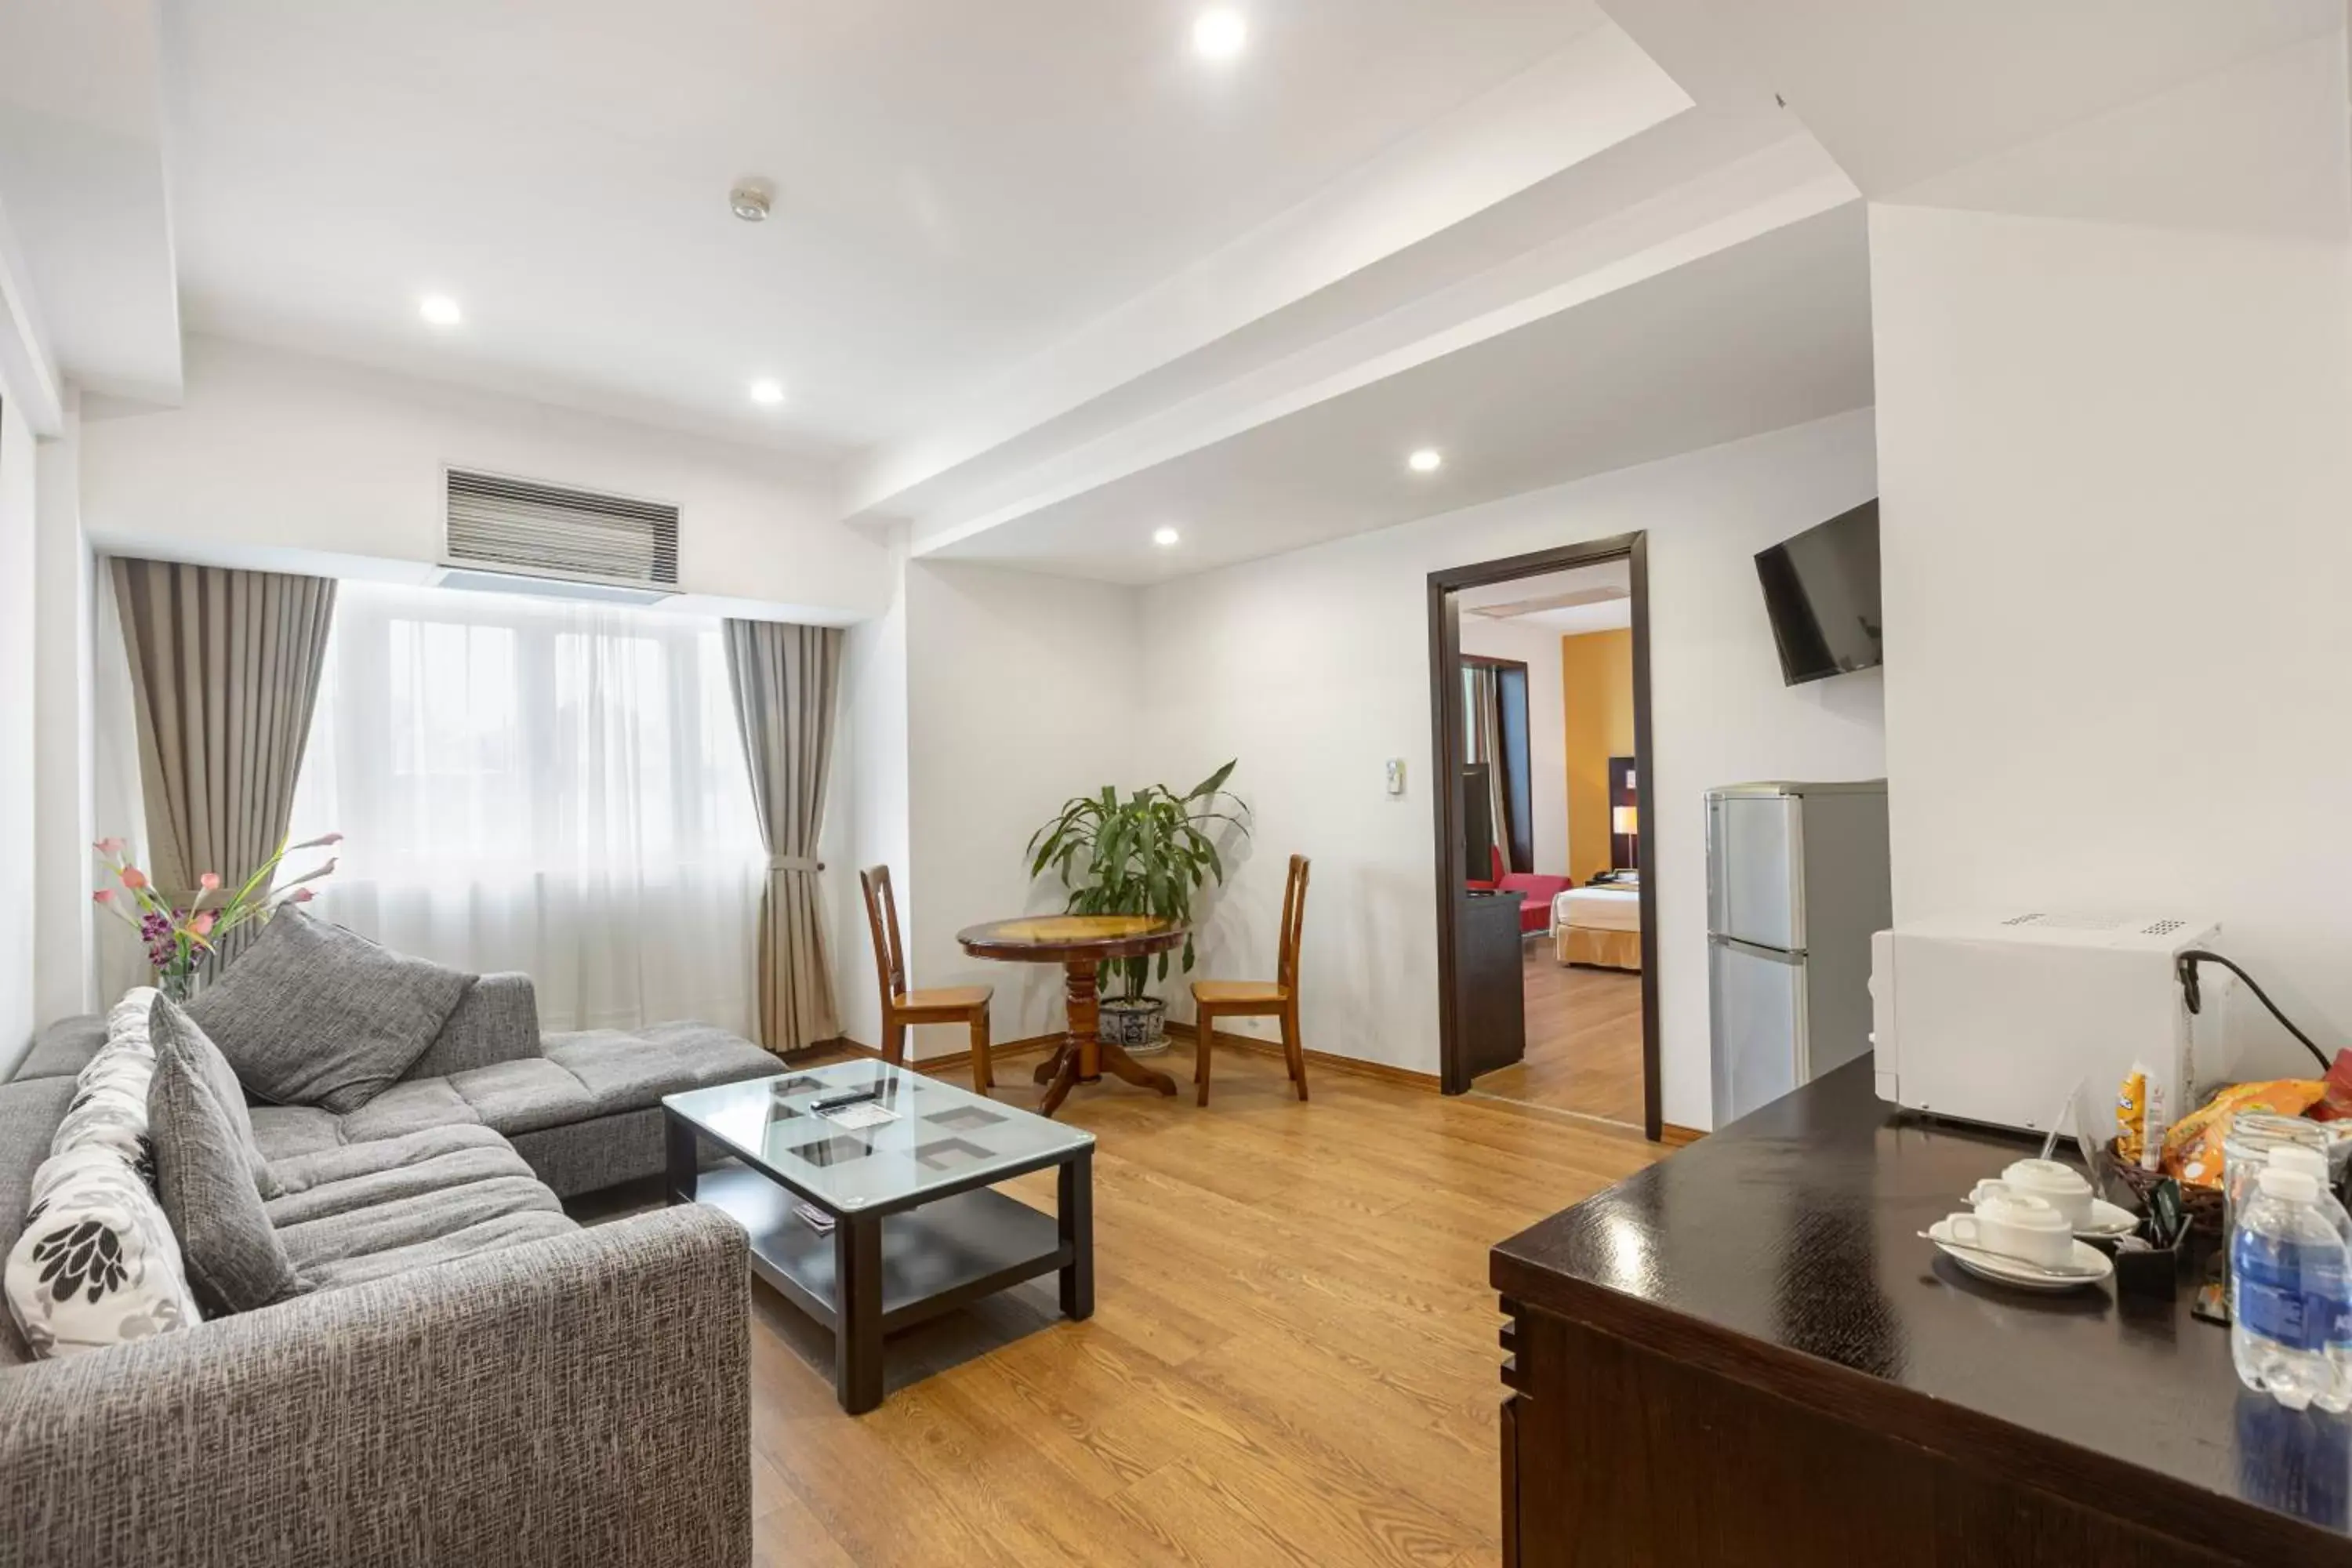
1755;499;1882;686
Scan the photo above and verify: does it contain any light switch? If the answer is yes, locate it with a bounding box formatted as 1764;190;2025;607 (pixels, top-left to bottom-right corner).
1385;758;1406;797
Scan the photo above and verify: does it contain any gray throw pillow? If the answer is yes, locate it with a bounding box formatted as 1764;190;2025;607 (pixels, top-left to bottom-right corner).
149;1003;309;1316
189;910;474;1114
150;994;281;1201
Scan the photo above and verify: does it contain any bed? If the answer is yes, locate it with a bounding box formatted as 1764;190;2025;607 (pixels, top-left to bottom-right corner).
1553;884;1642;971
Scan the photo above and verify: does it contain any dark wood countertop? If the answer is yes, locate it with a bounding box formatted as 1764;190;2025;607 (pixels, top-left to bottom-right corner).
1492;1058;2352;1563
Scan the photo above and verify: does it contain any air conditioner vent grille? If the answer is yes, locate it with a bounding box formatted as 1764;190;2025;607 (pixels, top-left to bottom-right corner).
445;469;679;589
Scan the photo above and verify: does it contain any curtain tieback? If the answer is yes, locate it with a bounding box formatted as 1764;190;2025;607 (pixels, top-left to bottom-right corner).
769;855;823;874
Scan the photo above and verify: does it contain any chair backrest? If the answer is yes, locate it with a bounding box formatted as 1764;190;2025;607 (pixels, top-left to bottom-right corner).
859;864;906;1007
1277;855;1311;993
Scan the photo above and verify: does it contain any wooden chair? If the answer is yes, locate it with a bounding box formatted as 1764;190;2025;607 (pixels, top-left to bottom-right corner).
859;865;994;1090
1190;855;1310;1107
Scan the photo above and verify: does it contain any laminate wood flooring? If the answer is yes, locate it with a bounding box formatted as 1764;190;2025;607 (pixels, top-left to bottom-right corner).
1469;946;1646;1127
729;1036;1661;1566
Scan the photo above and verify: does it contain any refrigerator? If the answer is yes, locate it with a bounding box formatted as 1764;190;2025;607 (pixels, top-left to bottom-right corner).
1707;781;1891;1127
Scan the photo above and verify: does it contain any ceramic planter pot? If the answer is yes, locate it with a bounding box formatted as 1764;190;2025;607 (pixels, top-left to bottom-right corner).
1098;996;1169;1054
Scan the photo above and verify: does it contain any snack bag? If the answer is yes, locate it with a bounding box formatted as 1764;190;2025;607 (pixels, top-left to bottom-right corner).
2311;1049;2352;1123
2116;1064;2151;1163
2158;1078;2326;1188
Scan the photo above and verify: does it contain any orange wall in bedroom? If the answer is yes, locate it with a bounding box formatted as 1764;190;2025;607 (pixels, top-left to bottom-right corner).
1560;629;1635;885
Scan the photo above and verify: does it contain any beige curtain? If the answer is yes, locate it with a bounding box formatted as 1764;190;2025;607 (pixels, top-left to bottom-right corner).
111;558;338;966
724;619;844;1054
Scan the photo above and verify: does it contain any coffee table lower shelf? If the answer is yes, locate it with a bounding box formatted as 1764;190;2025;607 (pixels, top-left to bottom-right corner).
684;1160;1091;1412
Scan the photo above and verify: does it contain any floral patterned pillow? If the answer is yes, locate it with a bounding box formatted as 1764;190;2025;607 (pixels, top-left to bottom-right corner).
50;986;163;1174
5;989;204;1359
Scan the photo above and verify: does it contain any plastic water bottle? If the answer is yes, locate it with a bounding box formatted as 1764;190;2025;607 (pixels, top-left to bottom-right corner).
2232;1163;2352;1413
2266;1144;2352;1403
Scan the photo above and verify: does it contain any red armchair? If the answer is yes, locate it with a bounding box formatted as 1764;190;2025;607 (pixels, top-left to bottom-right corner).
1468;847;1573;935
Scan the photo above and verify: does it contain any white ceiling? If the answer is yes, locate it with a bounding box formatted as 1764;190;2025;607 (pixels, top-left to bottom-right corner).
164;0;1612;453
1460;561;1633;635
931;201;1872;583
0;0;180;404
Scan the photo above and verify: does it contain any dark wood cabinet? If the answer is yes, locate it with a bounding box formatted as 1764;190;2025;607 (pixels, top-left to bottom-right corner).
1455;890;1525;1080
1493;1061;2352;1566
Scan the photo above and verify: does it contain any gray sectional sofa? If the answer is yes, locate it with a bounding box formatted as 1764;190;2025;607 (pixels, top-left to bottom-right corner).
0;974;782;1567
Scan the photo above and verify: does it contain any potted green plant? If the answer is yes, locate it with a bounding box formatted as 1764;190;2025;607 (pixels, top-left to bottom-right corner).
1026;760;1250;1051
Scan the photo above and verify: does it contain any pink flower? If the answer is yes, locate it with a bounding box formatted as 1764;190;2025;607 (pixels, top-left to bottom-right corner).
290;887;316;904
191;912;216;936
120;866;149;891
198;872;222;891
92;889;114;906
93;837;125;857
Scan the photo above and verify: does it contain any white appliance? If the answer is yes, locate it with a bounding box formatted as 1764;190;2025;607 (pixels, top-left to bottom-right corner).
1869;912;2234;1137
1707;781;1892;1126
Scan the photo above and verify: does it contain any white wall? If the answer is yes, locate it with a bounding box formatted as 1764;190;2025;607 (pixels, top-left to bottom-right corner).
893;560;1143;1056
78;336;891;624
828;540;912;1052
0;391;38;1074
1138;410;1885;1127
31;396;93;1027
1874;205;2352;1077
1459;615;1570;877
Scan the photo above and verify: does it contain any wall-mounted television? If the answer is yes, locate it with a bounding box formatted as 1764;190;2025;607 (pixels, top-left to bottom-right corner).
1755;499;1882;686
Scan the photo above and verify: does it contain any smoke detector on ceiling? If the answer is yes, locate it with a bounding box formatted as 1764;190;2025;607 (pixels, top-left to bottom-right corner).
729;180;774;223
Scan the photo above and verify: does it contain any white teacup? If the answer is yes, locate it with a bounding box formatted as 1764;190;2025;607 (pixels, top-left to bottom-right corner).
1946;1194;2075;1267
1969;1158;2094;1229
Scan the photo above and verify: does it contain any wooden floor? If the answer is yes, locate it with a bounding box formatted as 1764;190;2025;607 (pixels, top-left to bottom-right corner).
738;1036;1661;1567
1469;945;1646;1126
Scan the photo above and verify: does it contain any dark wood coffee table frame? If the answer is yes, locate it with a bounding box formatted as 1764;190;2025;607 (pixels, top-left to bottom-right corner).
663;1107;1093;1414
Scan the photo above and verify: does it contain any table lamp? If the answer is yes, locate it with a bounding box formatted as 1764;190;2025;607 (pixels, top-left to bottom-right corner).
1612;804;1639;870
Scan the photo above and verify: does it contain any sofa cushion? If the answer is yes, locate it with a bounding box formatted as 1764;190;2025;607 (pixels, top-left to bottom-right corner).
264;1125;530;1227
0;1080;81;1366
148;1006;307;1316
446;1058;599;1135
336;1076;481;1143
188;909;473;1114
247;1105;345;1163
275;1174;575;1291
543;1023;779;1116
9;1015;107;1083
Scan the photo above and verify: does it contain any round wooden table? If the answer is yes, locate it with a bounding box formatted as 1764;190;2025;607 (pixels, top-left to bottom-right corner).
956;915;1187;1117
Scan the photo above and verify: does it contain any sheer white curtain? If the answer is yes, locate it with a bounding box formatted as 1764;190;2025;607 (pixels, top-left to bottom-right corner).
289;579;766;1035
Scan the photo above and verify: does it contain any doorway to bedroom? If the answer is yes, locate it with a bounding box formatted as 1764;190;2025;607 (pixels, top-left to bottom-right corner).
1428;535;1658;1138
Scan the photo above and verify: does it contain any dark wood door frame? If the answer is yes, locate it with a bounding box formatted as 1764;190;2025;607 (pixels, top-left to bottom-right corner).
1428;532;1661;1140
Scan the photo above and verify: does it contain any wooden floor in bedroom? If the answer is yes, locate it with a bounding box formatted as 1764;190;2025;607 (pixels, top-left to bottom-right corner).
735;1036;1661;1568
1470;947;1647;1127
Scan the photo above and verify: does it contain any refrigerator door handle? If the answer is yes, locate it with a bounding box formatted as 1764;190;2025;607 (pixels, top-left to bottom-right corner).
1710;932;1806;964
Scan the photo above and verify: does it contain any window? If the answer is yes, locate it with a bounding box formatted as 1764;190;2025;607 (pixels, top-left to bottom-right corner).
290;579;765;1033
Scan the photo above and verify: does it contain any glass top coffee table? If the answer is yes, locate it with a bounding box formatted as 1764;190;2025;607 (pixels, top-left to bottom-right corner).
662;1061;1094;1414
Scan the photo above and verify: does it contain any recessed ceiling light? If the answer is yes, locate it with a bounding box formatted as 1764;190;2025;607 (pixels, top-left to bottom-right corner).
1193;9;1247;60
749;379;786;407
729;180;774;223
1153;526;1182;548
419;293;463;328
1408;448;1444;474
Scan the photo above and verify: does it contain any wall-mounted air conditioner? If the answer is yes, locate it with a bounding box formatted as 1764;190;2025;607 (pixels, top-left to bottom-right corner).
438;467;681;604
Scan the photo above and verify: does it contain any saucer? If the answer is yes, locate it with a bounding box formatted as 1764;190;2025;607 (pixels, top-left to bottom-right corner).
1959;1192;2140;1239
2075;1198;2140;1240
1926;1218;2114;1292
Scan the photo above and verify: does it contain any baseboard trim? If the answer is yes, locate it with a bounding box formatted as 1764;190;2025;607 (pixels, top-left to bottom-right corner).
832;1025;1443;1093
822;1033;1065;1076
1658;1123;1705;1148
1167;1020;1442;1092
